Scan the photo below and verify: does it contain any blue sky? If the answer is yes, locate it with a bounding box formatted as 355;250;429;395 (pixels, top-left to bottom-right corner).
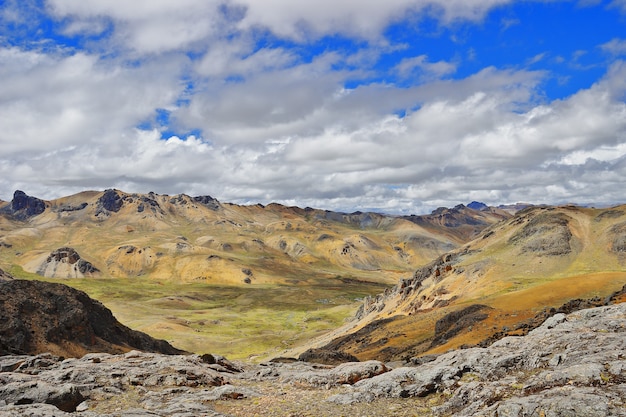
1;0;626;214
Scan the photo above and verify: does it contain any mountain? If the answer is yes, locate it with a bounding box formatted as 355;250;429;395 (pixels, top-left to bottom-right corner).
300;204;626;361
0;279;185;357
0;189;502;285
400;203;511;243
466;201;488;210
0;189;510;358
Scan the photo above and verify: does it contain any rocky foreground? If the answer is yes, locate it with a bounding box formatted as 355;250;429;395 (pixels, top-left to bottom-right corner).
1;302;625;417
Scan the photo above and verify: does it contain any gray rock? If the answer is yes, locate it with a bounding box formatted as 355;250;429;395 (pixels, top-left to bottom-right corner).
330;303;626;416
283;360;388;387
1;303;625;416
0;403;73;417
0;380;84;412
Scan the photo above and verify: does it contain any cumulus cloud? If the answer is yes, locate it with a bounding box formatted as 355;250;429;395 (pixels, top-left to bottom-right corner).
0;0;625;214
0;47;184;156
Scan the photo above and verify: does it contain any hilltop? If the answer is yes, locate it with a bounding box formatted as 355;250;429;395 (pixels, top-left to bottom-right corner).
0;278;184;357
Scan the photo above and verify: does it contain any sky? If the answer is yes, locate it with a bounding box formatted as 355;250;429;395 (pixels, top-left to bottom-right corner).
1;0;626;214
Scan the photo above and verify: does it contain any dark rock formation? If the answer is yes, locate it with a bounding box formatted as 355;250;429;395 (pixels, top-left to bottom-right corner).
135;193;163;214
0;269;13;282
193;195;221;210
53;202;88;213
0;280;186;357
467;201;488;211
95;189;123;215
0;190;46;221
298;348;360;365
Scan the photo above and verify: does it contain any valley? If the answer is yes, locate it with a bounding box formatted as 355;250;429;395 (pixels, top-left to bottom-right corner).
2;189;626;416
0;189;496;360
1;189;626;364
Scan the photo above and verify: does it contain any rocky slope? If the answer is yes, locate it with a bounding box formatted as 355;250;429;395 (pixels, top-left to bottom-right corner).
299;204;626;361
1;302;624;416
0;280;185;357
0;268;12;282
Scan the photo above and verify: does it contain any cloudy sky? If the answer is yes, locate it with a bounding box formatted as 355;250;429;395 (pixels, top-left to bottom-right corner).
1;0;625;214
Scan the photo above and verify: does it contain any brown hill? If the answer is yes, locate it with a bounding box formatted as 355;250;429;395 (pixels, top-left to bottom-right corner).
298;205;626;361
0;189;506;285
0;279;185;357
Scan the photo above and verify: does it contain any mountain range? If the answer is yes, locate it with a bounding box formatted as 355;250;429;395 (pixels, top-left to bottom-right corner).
0;189;509;358
1;189;626;416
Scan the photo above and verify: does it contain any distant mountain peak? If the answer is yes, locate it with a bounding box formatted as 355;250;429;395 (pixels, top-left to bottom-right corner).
467;201;488;210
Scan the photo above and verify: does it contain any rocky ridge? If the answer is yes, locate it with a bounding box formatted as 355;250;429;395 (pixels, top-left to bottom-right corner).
0;190;47;221
0;302;624;416
1;189;490;284
0;280;185;357
302;204;626;362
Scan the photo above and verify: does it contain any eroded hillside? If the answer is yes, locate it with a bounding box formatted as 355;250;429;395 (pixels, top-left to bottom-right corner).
300;205;626;361
0;189;475;285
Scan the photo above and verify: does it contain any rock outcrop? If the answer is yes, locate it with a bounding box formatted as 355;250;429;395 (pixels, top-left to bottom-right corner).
508;211;573;256
95;189;123;214
0;190;46;221
0;302;624;416
0;269;13;282
328;303;626;416
35;247;100;278
193;195;221;210
0;280;185;357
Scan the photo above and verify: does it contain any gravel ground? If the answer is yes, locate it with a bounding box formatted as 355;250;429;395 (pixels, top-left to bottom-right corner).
212;378;442;417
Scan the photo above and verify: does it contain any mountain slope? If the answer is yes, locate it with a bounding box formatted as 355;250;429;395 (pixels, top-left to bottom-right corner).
301;204;626;361
0;190;506;286
0;279;185;357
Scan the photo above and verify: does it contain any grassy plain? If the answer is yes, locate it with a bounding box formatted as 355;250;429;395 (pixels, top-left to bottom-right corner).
11;265;388;361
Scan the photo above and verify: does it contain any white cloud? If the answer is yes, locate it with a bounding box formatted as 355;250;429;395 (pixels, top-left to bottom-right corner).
44;0;513;54
601;38;626;56
609;0;626;13
1;1;625;214
0;46;184;156
47;0;225;54
395;55;457;80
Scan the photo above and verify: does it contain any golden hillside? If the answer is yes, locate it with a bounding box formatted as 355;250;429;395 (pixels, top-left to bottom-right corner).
0;189;507;359
0;189;472;284
300;205;626;361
